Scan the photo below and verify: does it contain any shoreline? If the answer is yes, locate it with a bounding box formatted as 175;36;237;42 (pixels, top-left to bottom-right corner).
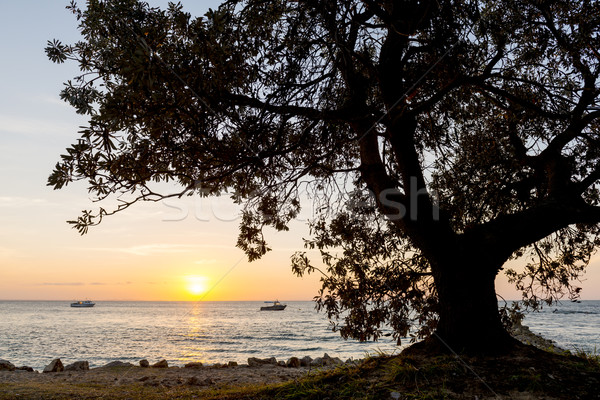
0;355;344;399
1;352;351;372
510;320;568;353
0;352;358;375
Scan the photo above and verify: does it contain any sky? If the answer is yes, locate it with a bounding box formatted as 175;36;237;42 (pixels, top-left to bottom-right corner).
0;1;599;302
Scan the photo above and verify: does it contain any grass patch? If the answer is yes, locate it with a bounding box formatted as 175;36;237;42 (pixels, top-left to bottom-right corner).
0;380;290;400
572;346;600;368
250;347;600;400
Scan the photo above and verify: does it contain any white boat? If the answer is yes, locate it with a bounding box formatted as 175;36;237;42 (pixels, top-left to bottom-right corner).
70;300;95;308
260;300;286;311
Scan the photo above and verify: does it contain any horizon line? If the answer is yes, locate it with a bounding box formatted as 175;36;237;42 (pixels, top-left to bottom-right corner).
0;298;316;302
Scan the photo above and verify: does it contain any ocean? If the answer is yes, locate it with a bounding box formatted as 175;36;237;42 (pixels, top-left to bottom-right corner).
0;300;598;370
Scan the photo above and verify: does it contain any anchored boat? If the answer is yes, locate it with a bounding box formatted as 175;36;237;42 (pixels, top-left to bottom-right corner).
260;300;286;311
70;300;95;308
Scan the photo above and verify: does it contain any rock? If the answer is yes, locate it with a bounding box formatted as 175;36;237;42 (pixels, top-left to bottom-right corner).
277;361;286;367
510;321;566;352
102;361;134;368
160;378;176;388
187;376;201;385
187;376;215;386
286;357;301;368
300;356;313;367
247;357;277;367
139;359;149;368
310;353;343;367
310;357;324;366
228;361;238;367
16;366;34;372
212;363;223;368
184;362;203;369
152;359;168;368
323;353;344;366
43;359;64;373
143;378;160;387
0;359;16;371
64;361;89;371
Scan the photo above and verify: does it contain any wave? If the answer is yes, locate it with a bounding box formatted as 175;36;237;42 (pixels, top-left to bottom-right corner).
551;310;598;314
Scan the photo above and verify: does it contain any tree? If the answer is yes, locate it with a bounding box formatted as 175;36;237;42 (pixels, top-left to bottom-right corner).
47;0;600;353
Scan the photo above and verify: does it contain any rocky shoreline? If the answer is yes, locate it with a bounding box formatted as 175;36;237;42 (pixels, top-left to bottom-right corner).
509;321;568;353
0;352;351;375
0;353;352;396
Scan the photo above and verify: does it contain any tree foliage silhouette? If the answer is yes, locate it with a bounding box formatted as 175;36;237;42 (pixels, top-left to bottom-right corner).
47;0;600;352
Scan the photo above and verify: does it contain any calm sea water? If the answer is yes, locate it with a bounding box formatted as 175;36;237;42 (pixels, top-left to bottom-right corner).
0;300;598;370
0;301;398;370
521;300;600;353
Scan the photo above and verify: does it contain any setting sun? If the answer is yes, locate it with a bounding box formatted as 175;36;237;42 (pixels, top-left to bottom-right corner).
186;276;209;297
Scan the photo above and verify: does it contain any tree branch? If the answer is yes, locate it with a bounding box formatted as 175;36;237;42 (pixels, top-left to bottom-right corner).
471;199;600;262
223;92;352;121
471;80;570;120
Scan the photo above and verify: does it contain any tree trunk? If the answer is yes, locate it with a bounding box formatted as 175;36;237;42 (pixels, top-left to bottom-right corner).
427;258;518;354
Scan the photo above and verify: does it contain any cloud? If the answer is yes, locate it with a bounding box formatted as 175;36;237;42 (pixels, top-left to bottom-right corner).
0;114;78;138
35;94;71;108
41;282;84;286
77;243;237;256
0;196;48;208
0;247;18;258
118;243;199;256
194;259;217;265
38;281;133;286
88;282;133;286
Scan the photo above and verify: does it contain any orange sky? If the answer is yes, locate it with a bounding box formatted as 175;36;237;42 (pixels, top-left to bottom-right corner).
0;193;325;301
2;190;599;301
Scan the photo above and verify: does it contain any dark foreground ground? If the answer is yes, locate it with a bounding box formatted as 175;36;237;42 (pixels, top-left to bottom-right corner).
1;344;599;400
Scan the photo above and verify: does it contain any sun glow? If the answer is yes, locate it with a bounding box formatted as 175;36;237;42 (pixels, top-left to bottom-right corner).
186;276;209;297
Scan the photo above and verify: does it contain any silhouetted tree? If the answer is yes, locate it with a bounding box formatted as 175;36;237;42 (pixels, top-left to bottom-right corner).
47;0;600;353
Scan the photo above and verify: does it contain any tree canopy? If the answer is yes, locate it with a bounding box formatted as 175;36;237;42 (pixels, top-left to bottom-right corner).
47;0;600;352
